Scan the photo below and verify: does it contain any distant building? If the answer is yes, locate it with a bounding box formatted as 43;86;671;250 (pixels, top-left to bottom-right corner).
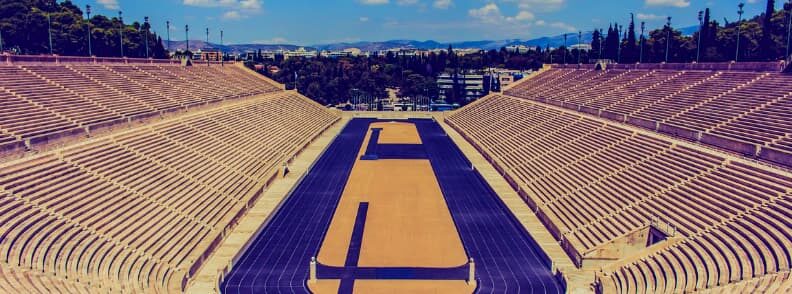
488;68;531;90
453;48;484;56
437;73;488;102
244;51;276;60
321;48;363;58
196;48;222;61
284;47;318;59
378;48;420;57
570;44;593;51
505;45;532;54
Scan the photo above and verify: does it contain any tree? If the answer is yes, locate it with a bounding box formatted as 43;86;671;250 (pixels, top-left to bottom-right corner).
624;14;638;63
760;0;776;59
604;24;620;60
0;0;168;57
700;8;712;61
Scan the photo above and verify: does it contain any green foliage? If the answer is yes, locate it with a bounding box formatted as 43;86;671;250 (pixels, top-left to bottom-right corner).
252;50;542;106
595;1;792;63
0;0;167;58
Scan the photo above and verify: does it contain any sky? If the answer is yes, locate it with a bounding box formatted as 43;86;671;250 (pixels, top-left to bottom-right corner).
67;0;785;45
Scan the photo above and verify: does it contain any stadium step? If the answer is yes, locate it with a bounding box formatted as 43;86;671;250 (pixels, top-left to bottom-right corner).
630;71;721;117
66;65;160;113
20;66;126;121
59;148;214;232
664;72;767;124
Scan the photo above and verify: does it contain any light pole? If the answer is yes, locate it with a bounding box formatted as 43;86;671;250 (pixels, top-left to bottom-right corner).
205;28;210;65
185;25;190;57
166;21;171;52
118;11;124;57
640;22;645;63
577;31;582;64
617;25;623;63
599;29;604;59
86;5;92;56
563;33;568;64
697;10;703;63
736;3;745;62
665;16;672;63
786;3;791;59
144;17;150;58
220;30;224;66
0;24;4;53
47;2;54;55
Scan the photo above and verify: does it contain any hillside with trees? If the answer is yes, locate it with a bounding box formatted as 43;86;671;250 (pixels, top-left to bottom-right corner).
0;0;167;58
251;47;543;106
589;1;792;63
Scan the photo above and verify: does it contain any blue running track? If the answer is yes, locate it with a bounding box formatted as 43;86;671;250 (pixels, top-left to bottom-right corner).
221;118;564;294
221;118;373;294
414;119;564;294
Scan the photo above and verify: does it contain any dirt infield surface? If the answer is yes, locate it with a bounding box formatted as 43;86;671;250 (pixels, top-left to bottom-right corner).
311;121;471;293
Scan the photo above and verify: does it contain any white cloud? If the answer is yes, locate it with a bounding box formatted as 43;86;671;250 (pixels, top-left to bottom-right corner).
97;0;120;10
636;13;665;20
222;10;244;20
358;0;389;4
469;3;503;24
396;0;418;5
239;0;261;10
184;0;262;21
359;16;370;22
512;11;535;21
183;0;238;7
469;3;536;24
512;0;566;12
433;0;452;9
645;0;690;8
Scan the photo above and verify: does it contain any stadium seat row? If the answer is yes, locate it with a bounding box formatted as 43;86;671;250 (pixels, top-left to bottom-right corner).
0;92;339;292
0;64;281;157
504;68;792;167
446;94;791;293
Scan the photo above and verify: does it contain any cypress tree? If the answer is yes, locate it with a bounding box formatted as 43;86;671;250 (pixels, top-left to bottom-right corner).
605;23;620;60
760;0;776;60
591;29;602;59
626;14;638;63
702;8;711;53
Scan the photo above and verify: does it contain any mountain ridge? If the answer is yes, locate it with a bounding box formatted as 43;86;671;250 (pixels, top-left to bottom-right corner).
179;25;698;54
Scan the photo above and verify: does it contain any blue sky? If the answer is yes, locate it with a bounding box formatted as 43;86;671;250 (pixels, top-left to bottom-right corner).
69;0;783;45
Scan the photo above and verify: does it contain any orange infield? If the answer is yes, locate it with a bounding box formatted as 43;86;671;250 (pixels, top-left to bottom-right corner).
309;122;473;293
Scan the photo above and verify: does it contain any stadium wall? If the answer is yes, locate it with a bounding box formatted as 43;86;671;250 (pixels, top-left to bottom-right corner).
550;60;787;72
2;54;193;65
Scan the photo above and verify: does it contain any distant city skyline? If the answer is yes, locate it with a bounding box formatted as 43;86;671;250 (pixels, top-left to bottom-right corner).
68;0;785;45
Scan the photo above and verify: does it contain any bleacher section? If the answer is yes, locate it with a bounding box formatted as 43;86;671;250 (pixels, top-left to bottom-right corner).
505;68;792;168
0;64;282;159
0;61;339;293
446;94;791;293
